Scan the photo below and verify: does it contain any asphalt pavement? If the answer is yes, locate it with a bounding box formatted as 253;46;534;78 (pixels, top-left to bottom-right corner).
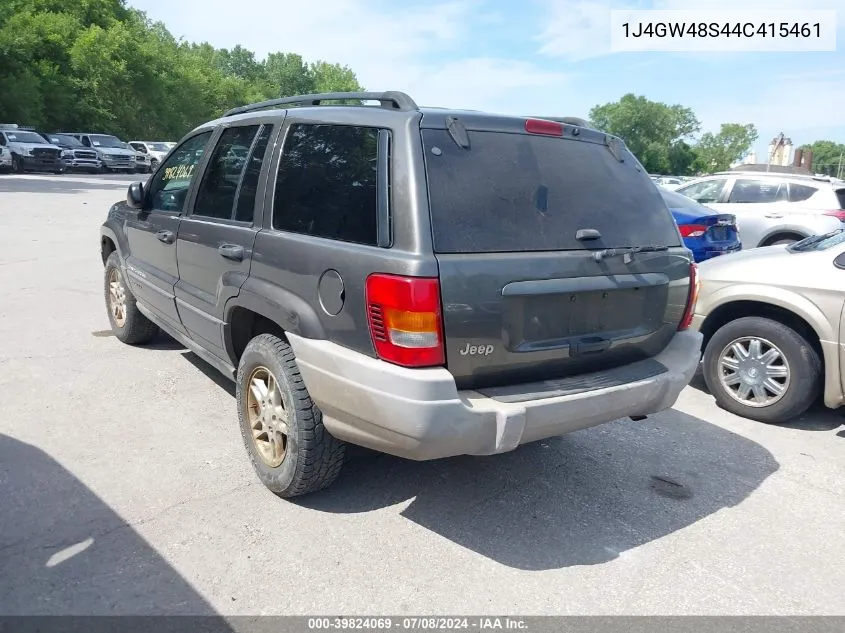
1;173;844;616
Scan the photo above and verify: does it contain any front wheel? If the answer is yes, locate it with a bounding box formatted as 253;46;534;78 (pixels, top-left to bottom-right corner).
103;252;159;345
11;154;23;173
236;333;346;498
702;316;821;423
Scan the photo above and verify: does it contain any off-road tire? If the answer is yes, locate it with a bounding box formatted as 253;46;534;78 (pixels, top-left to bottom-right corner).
103;252;159;345
702;316;821;424
236;333;346;498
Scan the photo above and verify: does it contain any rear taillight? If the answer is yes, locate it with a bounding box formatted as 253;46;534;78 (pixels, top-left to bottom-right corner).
678;263;699;332
678;224;707;238
823;210;845;222
524;118;564;137
365;274;445;368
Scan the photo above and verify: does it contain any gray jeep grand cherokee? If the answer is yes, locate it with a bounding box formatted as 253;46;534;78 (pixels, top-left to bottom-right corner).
99;91;702;498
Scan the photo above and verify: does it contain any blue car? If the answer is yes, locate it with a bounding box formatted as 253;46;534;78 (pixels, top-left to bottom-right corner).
659;187;742;262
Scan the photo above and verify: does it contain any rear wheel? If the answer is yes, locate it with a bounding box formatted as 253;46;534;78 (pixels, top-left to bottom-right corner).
702;316;821;423
236;333;346;498
104;252;159;345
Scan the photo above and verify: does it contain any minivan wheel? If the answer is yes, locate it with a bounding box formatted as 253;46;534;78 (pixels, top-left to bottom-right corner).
702;316;821;423
236;333;346;498
104;252;159;345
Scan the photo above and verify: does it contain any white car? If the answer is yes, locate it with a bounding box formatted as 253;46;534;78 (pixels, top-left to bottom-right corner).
129;141;172;171
0;145;12;171
676;172;845;247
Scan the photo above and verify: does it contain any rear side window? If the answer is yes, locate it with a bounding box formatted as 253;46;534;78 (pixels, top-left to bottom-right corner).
193;125;261;220
422;129;680;253
789;183;818;202
728;179;787;203
273;123;380;246
677;179;727;204
235;125;274;222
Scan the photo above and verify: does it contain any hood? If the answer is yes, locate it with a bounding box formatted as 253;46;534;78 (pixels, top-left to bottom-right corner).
9;141;62;152
92;145;135;155
697;243;825;287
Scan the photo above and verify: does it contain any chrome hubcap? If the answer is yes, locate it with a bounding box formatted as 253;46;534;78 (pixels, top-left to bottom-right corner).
246;366;289;468
108;268;127;328
718;336;790;407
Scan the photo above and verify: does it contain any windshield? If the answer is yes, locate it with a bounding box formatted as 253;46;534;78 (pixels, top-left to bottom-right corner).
5;131;49;144
47;134;84;148
89;135;125;148
148;142;170;151
422;128;681;253
788;229;845;252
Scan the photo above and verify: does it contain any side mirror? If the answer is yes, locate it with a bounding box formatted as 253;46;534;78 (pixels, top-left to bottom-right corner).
127;182;145;209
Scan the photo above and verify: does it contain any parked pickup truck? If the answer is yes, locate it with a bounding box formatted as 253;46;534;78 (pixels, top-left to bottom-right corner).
40;133;102;173
0;124;64;173
58;132;137;172
99;91;702;498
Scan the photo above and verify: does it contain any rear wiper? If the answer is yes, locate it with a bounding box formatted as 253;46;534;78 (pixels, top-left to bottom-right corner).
592;245;668;262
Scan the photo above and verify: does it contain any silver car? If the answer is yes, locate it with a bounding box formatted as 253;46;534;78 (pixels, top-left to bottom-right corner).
676;172;845;247
691;229;845;423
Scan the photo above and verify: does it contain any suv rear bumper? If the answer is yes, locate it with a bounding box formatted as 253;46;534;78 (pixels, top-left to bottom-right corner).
287;330;702;461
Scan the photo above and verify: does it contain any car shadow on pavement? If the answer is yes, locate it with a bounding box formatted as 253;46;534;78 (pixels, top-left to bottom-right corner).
0;434;226;616
296;409;779;571
182;351;236;397
0;176;134;194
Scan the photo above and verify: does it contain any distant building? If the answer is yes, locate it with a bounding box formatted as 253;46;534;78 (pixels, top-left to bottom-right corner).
768;134;793;167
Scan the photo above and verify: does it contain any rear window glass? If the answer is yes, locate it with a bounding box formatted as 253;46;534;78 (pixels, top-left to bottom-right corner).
422;129;681;253
836;189;845;209
789;183;818;202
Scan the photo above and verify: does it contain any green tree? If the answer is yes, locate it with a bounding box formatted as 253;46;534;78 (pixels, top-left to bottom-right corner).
693;123;758;173
589;93;700;174
0;0;365;140
799;140;845;177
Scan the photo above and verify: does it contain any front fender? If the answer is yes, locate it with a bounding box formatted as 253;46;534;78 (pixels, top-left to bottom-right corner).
100;202;132;265
700;283;837;343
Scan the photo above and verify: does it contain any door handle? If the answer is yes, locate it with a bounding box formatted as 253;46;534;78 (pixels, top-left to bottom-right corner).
156;230;175;244
218;244;245;262
764;213;783;219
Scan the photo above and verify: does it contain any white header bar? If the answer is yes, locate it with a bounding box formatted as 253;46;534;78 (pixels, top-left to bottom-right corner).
610;10;837;52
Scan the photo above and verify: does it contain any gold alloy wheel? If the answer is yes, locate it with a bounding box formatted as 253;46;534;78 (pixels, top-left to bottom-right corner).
108;267;127;328
246;366;289;468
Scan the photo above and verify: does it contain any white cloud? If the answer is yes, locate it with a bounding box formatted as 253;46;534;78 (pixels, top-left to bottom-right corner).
537;1;616;61
402;58;573;114
693;71;845;135
130;0;573;115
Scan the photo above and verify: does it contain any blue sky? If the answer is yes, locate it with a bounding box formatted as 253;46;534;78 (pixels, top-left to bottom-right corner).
129;0;844;163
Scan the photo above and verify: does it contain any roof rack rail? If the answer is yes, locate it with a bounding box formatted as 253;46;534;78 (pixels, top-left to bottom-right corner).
223;91;418;118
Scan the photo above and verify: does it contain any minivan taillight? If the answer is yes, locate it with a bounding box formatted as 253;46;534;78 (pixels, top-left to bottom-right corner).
365;274;445;367
823;210;845;222
678;263;699;331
